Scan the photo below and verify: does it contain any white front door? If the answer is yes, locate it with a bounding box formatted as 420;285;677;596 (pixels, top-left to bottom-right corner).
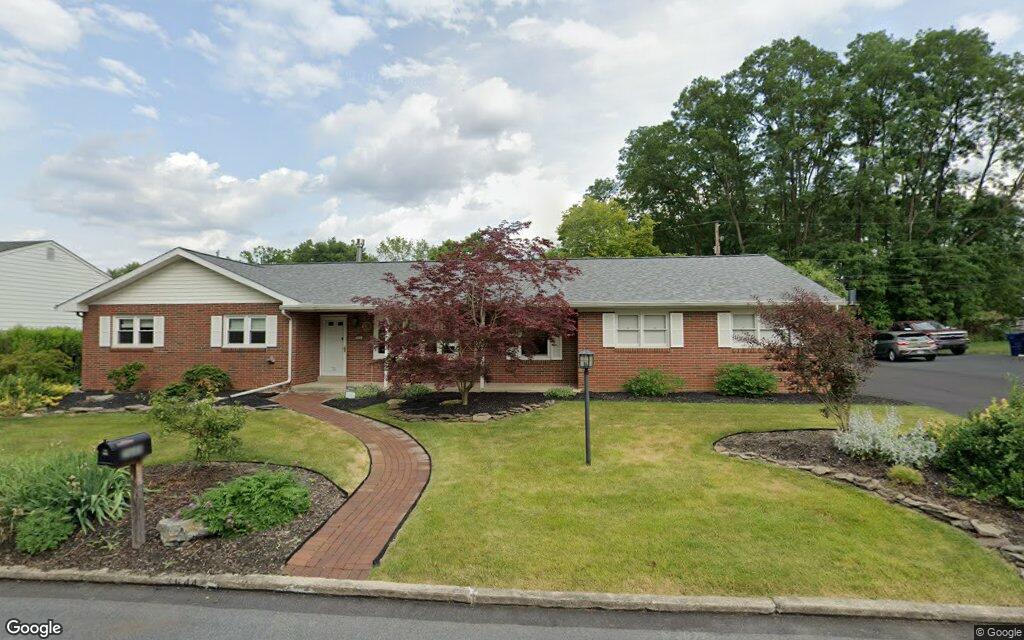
319;315;347;376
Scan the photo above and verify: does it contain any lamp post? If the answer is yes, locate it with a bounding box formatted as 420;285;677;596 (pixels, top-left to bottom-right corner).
578;349;594;465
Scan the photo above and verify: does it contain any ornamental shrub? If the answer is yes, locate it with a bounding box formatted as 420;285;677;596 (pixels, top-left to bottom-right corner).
353;384;384;399
0;327;82;371
544;386;578;399
936;382;1024;508
184;472;310;537
400;384;433;399
623;368;684;397
15;510;75;555
0;451;129;545
713;364;778;397
887;465;924;486
149;394;247;461
833;407;939;468
0;373;74;416
107;361;145;392
181;364;232;396
0;346;76;383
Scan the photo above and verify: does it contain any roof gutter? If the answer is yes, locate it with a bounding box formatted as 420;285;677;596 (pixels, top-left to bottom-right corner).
229;309;293;399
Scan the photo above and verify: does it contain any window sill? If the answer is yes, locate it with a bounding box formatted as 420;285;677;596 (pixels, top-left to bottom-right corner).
610;346;675;350
220;345;269;350
110;345;155;350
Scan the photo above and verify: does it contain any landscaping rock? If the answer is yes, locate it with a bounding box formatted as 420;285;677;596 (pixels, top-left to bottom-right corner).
84;394;114;403
971;520;1009;538
123;404;150;412
977;537;1012;549
810;466;832;476
386;399;404;409
471;413;491;422
158;518;213;547
69;406;103;414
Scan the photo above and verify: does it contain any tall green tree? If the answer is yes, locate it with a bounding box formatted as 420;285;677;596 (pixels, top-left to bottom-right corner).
556;198;661;258
607;28;1024;328
376;236;434;261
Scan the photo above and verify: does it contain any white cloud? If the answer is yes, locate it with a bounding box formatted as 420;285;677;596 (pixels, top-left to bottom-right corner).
33;148;325;238
0;47;68;129
95;4;170;45
182;30;219;62
99;58;146;88
379;57;463;81
0;0;81;52
132;104;159;120
316;76;537;203
315;164;575;245
10;227;47;241
956;10;1021;44
139;229;233;253
204;1;374;100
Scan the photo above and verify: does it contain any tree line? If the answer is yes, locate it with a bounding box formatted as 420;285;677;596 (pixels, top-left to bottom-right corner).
590;28;1024;330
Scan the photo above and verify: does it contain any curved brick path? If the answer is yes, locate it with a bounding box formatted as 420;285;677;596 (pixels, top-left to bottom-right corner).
274;393;430;580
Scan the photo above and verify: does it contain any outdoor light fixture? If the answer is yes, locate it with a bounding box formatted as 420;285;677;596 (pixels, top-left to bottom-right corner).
578;349;594;465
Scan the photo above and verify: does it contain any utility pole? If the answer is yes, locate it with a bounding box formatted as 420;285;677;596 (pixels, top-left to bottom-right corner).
714;222;721;256
355;238;365;262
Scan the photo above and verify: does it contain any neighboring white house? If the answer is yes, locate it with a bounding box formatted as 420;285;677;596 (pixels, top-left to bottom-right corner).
0;241;110;329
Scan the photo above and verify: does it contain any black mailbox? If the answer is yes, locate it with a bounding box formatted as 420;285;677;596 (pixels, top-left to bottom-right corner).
97;433;152;468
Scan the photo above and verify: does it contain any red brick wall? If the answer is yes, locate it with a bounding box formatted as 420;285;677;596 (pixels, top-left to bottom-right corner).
81;306;782;392
574;311;782;391
83;303;290;391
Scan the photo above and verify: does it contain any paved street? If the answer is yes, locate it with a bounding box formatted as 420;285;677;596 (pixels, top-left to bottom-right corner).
862;353;1024;415
0;581;971;640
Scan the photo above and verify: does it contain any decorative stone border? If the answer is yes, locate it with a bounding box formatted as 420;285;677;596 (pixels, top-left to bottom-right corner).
389;398;556;422
714;443;1024;579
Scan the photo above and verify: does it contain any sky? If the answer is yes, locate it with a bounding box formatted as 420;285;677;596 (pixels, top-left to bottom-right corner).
0;1;1022;270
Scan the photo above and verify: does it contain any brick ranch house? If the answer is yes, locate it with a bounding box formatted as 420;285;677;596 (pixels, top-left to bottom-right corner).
57;248;844;393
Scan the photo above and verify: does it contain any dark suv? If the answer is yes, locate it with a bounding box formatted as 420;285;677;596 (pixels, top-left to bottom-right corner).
890;320;969;355
873;331;938;361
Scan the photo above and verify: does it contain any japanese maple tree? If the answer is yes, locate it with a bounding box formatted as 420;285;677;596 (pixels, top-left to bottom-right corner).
357;221;579;405
753;290;875;430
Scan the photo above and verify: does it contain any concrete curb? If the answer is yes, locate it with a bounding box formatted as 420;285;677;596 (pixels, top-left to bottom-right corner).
2;565;1023;623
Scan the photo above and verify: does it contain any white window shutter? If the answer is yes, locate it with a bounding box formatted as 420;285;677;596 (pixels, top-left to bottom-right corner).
153;316;165;347
265;315;278;347
210;316;223;347
98;316;111;347
669;313;684;348
548;336;563;360
717;312;733;348
602;313;615;347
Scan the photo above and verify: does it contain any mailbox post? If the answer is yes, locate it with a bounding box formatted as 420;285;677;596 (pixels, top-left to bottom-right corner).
97;433;152;549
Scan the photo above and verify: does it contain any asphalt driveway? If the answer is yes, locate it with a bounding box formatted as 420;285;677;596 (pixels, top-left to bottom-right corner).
861;353;1024;415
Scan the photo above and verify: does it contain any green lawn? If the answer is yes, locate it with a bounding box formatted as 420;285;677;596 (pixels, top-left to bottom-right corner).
970;340;1012;356
360;401;1024;605
0;410;369;492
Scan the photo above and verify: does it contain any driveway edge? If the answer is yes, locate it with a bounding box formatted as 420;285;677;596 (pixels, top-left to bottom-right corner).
3;565;1023;622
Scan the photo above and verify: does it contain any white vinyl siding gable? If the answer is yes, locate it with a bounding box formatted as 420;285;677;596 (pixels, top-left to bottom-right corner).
0;242;109;329
95;259;277;305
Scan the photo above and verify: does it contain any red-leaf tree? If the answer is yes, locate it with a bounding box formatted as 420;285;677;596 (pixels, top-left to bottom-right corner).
753;290;875;430
357;221;579;405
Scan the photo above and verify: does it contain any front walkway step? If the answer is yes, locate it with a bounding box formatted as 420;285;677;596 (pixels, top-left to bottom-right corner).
275;393;430;580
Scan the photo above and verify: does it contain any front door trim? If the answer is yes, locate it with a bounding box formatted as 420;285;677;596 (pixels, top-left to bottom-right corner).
319;314;347;377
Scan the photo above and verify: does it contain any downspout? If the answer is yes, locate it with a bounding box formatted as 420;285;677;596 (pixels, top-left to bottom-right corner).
229;309;293;398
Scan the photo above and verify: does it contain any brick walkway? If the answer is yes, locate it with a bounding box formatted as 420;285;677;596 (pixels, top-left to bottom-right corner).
274;393;430;580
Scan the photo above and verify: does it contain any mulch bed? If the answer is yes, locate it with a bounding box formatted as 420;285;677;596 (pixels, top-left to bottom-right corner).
718;429;1024;543
329;391;903;419
50;390;281;413
54;391;150;411
577;392;905;405
0;462;344;575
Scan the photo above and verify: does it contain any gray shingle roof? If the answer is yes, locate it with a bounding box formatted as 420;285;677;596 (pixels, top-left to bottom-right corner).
0;240;45;254
187;250;844;307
